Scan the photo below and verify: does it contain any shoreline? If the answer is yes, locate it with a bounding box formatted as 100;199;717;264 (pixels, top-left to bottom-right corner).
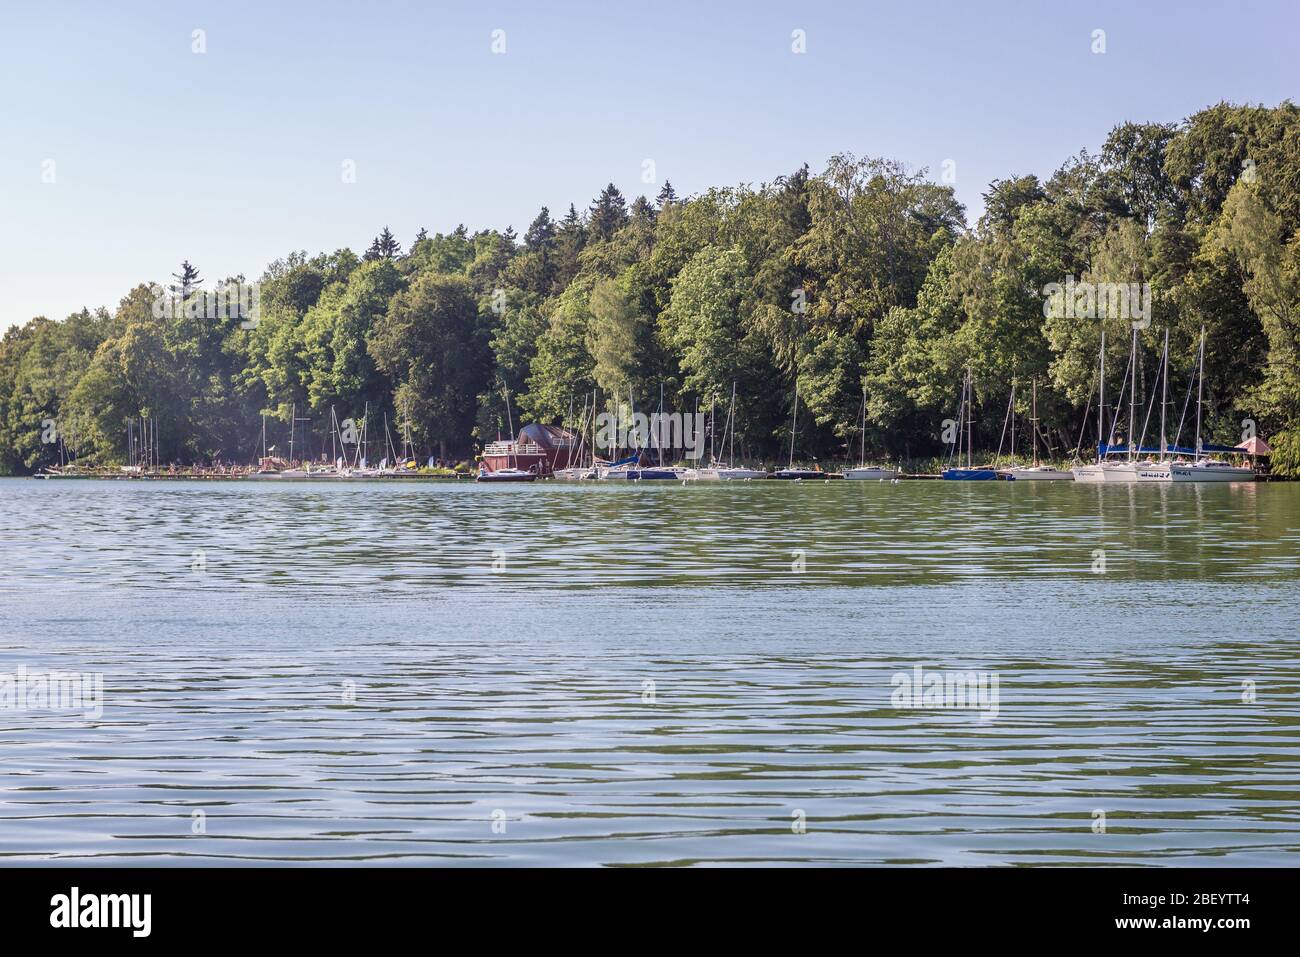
17;471;1286;483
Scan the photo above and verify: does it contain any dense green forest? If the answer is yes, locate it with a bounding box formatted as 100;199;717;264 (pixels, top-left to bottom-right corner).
2;101;1298;475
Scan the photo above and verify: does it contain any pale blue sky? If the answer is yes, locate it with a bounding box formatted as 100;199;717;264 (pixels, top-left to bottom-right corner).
1;0;1294;329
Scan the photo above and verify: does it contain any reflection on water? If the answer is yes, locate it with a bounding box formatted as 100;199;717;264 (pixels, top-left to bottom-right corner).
0;479;1297;865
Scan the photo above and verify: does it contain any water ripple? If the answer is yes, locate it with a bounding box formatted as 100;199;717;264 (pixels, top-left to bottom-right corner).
0;479;1297;864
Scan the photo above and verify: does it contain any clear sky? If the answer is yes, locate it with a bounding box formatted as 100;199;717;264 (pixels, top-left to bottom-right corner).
0;0;1294;330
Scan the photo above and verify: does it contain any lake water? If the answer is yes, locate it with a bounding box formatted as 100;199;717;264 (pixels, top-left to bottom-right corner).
1;477;1298;866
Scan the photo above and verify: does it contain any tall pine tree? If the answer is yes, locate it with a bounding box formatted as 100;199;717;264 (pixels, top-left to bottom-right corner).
366;227;402;260
525;208;556;250
170;260;202;299
588;184;629;241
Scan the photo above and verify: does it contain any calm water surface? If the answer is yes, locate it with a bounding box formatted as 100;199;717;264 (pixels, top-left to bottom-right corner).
1;477;1298;865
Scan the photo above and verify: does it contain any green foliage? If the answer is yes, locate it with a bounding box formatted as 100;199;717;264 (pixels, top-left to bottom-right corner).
587;276;646;399
2;101;1299;474
661;246;753;405
520;279;596;422
369;273;486;458
1270;429;1300;478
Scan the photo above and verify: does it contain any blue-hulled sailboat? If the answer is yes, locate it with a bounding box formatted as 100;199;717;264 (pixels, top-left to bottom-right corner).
942;367;999;480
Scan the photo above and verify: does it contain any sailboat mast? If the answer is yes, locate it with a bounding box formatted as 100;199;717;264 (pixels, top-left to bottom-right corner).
1195;325;1205;461
658;383;665;467
709;397;715;465
1010;380;1016;460
729;380;737;466
1160;327;1169;458
788;385;798;469
1097;330;1105;463
628;388;636;461
859;386;867;467
966;368;973;470
1128;327;1137;462
504;384;516;470
1031;380;1038;467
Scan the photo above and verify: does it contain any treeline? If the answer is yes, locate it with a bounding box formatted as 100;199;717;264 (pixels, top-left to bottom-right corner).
2;101;1298;475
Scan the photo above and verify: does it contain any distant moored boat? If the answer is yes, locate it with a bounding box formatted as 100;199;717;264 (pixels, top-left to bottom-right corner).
840;387;898;480
1167;327;1255;483
942;367;998;480
1001;382;1072;481
1071;327;1140;483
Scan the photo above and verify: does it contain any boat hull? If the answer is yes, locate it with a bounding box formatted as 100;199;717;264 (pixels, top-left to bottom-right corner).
1071;463;1139;483
774;469;831;480
1002;467;1074;482
843;467;899;481
1170;463;1255;482
476;469;537;482
941;468;998;480
1135;462;1172;482
552;467;599;481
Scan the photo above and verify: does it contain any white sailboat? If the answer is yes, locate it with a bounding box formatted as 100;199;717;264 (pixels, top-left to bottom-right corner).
694;382;768;480
341;401;382;477
1170;327;1255;482
478;384;537;482
1135;328;1174;482
553;391;601;480
1072;328;1139;482
279;403;316;478
684;397;722;481
842;387;897;480
1171;460;1254;481
1004;380;1073;480
380;397;421;475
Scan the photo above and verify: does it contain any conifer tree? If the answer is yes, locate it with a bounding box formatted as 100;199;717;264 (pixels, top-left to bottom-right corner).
170;260;202;299
588;184;629;241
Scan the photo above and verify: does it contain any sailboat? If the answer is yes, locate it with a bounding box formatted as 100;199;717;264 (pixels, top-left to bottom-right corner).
477;384;537;482
1135;328;1176;482
1170;326;1254;482
841;386;897;480
246;414;284;478
773;383;826;479
596;389;676;480
1003;380;1073;480
279;403;316;478
630;384;688;479
683;398;719;481
553;391;601;480
1072;328;1139;482
380;397;421;475
341;401;382;477
942;367;998;479
692;382;769;480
